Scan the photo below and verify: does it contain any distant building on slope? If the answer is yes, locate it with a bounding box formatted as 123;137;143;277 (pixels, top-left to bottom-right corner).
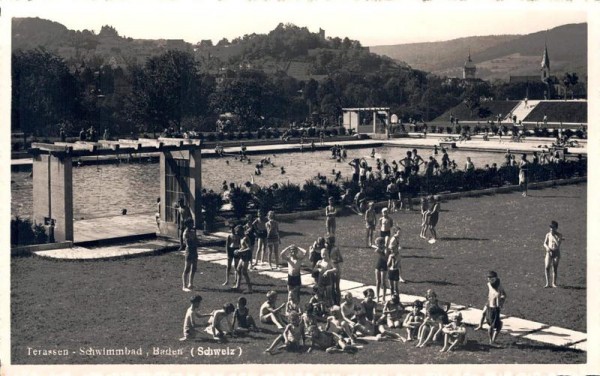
463;51;477;80
508;43;565;98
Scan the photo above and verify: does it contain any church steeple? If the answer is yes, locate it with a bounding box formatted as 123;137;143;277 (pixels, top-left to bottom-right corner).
463;49;476;79
541;37;550;82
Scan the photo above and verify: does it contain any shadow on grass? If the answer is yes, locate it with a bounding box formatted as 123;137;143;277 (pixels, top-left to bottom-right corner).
280;230;305;237
462;340;492;353
403;254;444;260
439;237;489;241
560;285;586;291
410;279;458;286
508;341;583;353
528;195;581;199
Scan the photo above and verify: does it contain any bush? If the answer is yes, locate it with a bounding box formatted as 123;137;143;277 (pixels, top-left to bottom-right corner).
302;180;326;210
11;216;47;246
275;183;302;213
307;127;316;137
564;129;574;139
33;223;48;244
206;133;216;142
217;132;225;141
229;187;252;219
272;129;281;138
201;191;223;231
246;131;254;139
265;130;272;139
290;129;300;138
324;130;331;137
257;130;264;139
330;128;338;136
227;132;235;140
446;127;453;134
251;187;275;213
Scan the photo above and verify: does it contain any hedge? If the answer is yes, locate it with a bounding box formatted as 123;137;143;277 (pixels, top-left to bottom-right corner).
11;216;48;246
225;159;586;218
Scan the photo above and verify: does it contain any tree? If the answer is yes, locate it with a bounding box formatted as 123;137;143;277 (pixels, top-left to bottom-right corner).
562;72;579;99
199;39;213;48
216;38;230;46
209;70;267;129
128;50;207;135
12;49;80;137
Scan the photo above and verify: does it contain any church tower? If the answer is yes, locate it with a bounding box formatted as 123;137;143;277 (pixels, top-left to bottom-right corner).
463;50;476;79
541;42;550;82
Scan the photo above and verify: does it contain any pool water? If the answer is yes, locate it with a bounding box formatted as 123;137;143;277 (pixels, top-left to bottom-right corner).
11;146;505;220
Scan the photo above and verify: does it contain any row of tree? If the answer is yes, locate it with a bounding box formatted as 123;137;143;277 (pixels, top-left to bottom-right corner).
11;45;586;139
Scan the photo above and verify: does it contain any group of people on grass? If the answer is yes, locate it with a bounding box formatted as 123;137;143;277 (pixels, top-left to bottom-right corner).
177;191;564;352
181;286;470;354
173;143;566;354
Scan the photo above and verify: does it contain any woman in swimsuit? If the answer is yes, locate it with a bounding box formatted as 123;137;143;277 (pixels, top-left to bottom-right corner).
325;197;337;235
223;225;243;286
252;210;268;266
266;211;281;269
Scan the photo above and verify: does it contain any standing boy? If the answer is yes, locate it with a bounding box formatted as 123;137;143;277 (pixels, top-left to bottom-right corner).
543;221;564;288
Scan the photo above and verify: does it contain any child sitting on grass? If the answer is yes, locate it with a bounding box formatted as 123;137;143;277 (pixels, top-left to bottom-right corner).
340;292;369;338
306;325;360;354
285;290;303;318
308;285;329;322
259;290;287;330
264;312;305;354
440;312;467;352
232;296;258;334
357;288;378;335
325;305;356;344
416;301;449;348
180;295;210;341
375;295;406;342
205;303;236;340
403;300;425;341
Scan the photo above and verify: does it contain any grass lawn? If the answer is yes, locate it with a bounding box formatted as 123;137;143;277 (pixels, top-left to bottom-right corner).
11;184;586;364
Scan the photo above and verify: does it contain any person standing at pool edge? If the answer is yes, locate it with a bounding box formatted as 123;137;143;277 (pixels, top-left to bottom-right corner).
266;211;281;269
519;154;529;197
426;196;440;243
543;221;564;288
176;198;192;251
325;197;337;235
182;218;198;291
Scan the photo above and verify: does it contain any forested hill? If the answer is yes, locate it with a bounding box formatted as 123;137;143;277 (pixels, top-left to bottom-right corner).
12;18;408;81
370;23;587;80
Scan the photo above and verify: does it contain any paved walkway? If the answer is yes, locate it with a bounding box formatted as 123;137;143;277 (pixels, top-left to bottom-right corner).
73;214;157;243
11;136;587;168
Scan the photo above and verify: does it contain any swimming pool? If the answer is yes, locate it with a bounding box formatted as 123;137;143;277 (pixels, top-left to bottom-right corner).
11;146;506;220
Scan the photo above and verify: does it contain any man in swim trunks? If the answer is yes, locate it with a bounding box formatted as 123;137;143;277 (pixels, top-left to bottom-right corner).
280;244;307;302
543;220;564;288
176;198;192;251
475;271;507;344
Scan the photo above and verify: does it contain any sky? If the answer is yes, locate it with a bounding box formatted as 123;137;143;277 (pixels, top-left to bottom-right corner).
4;0;589;46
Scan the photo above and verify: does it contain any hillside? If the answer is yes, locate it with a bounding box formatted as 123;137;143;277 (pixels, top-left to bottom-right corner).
370;23;587;80
370;35;518;75
12;18;192;67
